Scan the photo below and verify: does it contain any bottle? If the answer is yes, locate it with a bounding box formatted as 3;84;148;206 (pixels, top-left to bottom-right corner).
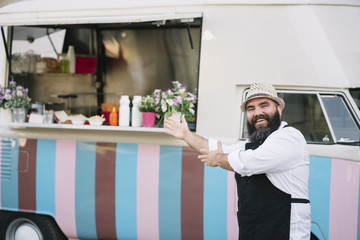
67;45;76;74
119;95;130;126
131;96;142;127
109;107;118;126
58;54;69;73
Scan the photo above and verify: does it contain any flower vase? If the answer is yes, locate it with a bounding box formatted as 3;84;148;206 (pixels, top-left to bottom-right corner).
142;112;156;127
0;108;13;122
13;108;27;123
165;111;182;122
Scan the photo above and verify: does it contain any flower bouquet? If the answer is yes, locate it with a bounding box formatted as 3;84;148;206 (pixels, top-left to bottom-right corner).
138;95;157;113
0;80;31;122
153;81;197;122
138;95;157;127
0;80;31;109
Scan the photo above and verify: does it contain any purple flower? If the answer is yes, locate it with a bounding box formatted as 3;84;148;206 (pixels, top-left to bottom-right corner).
154;96;160;104
22;88;28;95
174;95;182;106
167;89;173;96
9;80;16;88
153;89;161;96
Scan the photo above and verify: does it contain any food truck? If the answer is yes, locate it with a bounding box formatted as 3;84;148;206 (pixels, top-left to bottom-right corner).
0;0;359;239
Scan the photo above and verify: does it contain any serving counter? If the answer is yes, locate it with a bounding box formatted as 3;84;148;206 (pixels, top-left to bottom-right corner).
0;122;186;146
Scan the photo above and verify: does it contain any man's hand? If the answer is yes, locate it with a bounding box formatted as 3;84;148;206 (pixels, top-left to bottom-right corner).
164;114;190;140
198;141;226;167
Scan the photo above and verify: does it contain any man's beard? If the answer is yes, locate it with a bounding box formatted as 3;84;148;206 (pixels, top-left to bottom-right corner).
247;110;281;143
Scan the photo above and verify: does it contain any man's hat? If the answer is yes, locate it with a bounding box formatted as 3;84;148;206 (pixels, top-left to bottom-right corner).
241;83;285;112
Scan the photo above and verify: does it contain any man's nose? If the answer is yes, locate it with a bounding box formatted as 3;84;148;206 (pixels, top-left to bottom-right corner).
253;107;263;116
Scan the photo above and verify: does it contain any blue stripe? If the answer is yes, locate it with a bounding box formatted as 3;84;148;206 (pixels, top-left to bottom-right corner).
159;146;182;240
115;143;138;240
358;175;360;240
36;139;56;216
203;166;228;240
75;141;97;239
308;156;331;240
1;138;19;210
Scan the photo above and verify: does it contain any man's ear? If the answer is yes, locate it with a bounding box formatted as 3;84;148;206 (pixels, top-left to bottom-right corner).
277;105;283;118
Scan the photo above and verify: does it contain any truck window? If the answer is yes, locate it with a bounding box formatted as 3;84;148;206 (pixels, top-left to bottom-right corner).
242;92;333;144
350;88;360;110
320;95;360;143
279;93;332;143
8;18;201;128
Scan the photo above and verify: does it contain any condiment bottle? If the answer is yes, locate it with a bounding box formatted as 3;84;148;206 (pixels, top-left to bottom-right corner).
109;107;118;126
131;96;142;127
67;45;76;74
119;95;130;126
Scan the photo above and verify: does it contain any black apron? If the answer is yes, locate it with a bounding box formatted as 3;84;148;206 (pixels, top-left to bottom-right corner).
235;141;309;240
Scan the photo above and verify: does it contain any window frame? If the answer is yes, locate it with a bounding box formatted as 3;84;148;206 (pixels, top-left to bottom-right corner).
319;92;360;144
240;89;360;145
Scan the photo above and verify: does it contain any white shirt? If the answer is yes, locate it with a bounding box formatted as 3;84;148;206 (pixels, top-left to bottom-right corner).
208;122;311;240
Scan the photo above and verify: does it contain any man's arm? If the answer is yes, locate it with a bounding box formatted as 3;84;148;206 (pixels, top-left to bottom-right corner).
198;141;234;171
164;115;208;153
165;115;233;172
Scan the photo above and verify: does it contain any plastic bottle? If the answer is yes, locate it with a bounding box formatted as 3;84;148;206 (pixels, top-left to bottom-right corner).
131;95;142;127
119;95;130;126
109;107;118;126
67;45;76;74
58;54;69;73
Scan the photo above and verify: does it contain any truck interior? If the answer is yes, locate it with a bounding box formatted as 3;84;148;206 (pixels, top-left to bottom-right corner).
1;18;202;126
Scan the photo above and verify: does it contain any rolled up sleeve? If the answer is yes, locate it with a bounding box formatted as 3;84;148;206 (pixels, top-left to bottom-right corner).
227;128;306;176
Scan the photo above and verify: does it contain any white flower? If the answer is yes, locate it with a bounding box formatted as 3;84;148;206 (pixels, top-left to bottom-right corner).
189;108;195;115
4;93;12;100
166;99;174;106
16;90;23;97
161;99;167;112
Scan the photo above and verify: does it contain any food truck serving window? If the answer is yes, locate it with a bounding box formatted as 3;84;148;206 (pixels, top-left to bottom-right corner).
6;18;202;129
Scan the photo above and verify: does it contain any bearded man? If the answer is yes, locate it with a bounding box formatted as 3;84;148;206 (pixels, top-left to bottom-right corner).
164;83;311;240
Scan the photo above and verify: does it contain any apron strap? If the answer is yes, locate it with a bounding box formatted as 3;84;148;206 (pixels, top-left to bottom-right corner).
291;198;310;204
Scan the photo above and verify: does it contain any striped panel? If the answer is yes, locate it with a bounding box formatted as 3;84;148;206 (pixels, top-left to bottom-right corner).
308;156;331;240
36;139;56;215
181;147;204;240
1;138;19;210
18;138;37;212
358;173;360;240
55;140;77;238
0;137;2;208
95;142;117;239
227;171;238;240
203;166;228;240
115;143;138;240
329;159;360;240
75;142;97;238
137;144;160;240
159;145;182;240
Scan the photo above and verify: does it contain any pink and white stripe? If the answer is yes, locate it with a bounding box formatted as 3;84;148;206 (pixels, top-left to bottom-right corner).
227;171;238;240
55;140;77;238
329;159;360;240
136;144;160;240
0;137;2;208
